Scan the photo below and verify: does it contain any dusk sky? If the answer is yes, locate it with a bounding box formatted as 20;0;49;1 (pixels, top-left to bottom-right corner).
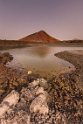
0;0;83;40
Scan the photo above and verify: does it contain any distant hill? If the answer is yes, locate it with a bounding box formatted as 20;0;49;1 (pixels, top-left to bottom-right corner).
19;30;60;43
63;39;83;43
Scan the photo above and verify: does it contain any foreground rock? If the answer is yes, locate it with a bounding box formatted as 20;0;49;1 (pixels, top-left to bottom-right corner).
0;74;83;124
30;86;49;114
0;78;50;124
0;90;19;118
21;79;49;115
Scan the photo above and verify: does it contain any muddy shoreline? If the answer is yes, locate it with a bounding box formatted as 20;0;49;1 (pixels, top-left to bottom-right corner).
0;52;83;124
55;50;83;89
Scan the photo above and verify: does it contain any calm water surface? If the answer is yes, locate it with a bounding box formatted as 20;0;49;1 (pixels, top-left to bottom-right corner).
2;45;83;77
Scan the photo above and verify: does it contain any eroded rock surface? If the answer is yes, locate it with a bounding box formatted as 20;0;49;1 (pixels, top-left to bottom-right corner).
0;90;19;118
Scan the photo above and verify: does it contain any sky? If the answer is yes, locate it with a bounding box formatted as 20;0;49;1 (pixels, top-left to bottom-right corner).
0;0;83;40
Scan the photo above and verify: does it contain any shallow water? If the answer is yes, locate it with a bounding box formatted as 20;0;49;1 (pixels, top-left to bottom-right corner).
2;45;83;77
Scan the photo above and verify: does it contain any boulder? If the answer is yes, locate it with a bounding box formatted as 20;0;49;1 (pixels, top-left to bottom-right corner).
28;79;40;88
21;88;34;101
28;78;48;89
0;90;19;118
30;94;49;115
39;78;48;89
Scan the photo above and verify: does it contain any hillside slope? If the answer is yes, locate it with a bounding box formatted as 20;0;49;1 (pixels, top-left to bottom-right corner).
19;30;60;43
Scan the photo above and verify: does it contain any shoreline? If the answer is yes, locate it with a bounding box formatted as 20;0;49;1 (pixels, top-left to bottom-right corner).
55;50;83;89
0;42;83;50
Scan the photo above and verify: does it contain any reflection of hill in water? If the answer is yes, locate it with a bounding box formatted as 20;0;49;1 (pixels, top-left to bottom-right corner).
28;46;50;57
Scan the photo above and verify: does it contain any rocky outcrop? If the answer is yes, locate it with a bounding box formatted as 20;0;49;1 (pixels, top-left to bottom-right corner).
22;78;49;115
30;94;49;114
0;52;13;65
0;78;50;124
0;90;19;118
30;85;49;114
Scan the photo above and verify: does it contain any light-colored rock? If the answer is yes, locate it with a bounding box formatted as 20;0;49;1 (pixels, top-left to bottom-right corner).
39;78;48;89
31;86;39;96
0;90;19;118
29;80;39;88
0;119;7;124
21;88;33;101
35;87;45;95
27;71;32;75
28;78;48;89
30;94;49;114
36;87;50;103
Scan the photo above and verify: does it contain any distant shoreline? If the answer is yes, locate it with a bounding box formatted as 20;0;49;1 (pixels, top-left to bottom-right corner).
0;38;83;50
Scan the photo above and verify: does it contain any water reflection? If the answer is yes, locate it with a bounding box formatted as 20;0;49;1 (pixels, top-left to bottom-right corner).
27;46;50;57
1;46;83;77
